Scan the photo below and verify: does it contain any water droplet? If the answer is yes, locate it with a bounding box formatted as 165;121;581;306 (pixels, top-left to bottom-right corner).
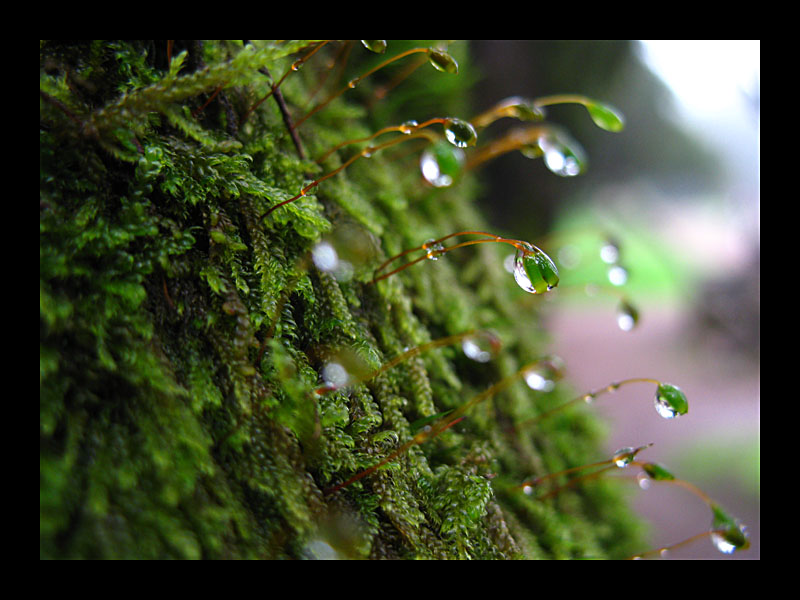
347;79;358;89
313;223;379;282
422;239;445;260
654;383;689;419
426;48;459;74
607;264;628;286
360;40;387;54
586;101;625;132
513;243;560;294
321;362;349;390
523;368;555;392
461;330;501;363
583;393;595;404
537;132;586;177
616;300;639;331
522;484;534;496
599;240;620;264
420;140;465;188
710;504;750;554
312;241;339;273
612;447;637;468
400;120;419;134
303;538;340;560
497;96;546;122
443;118;478;148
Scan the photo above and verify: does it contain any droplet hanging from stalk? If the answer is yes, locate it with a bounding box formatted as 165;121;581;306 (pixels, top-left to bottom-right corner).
513;242;560;294
420;140;465;188
654;383;689;419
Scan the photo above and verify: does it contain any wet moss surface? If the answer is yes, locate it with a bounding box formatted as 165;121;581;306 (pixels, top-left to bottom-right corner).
40;40;645;559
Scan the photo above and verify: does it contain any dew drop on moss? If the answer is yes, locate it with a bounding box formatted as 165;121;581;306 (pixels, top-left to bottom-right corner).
538;132;586;177
426;48;459;74
654;383;689;419
513;243;559;294
361;40;387;54
420;140;465;187
443;118;478;148
461;330;501;363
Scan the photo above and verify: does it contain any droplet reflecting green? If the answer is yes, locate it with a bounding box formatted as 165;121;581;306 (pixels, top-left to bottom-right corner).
426;48;459;74
499;96;546;122
612;447;637;468
654;383;689;419
513;243;559;294
538;131;586;177
710;504;750;554
586;101;625;132
443;118;478;148
360;40;387;54
420;139;465;187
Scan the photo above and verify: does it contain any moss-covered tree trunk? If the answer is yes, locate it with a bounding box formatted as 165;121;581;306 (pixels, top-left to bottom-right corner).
40;40;644;559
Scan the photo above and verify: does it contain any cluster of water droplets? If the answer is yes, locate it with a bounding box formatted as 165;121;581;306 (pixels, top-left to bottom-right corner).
421;238;445;261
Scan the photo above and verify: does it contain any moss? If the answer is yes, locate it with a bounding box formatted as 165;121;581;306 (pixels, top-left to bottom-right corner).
40;40;644;559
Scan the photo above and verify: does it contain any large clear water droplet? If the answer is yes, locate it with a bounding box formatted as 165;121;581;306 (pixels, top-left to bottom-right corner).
321;362;349;390
360;40;387;54
461;330;501;363
500;96;546;122
537;131;586;177
426;48;459;74
523;367;555;391
710;504;750;554
513;243;560;294
654;383;689;419
420;140;465;188
312;223;378;282
443;118;478;148
312;241;339;272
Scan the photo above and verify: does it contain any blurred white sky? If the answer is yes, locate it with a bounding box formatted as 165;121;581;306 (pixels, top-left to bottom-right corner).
635;40;760;275
637;40;760;215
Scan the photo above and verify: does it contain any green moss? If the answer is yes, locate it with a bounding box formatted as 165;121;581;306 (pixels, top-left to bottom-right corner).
41;40;644;559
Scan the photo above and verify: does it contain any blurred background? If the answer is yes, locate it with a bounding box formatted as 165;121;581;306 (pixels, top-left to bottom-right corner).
468;40;760;559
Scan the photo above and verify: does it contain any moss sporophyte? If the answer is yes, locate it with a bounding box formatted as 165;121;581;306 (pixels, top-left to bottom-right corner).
40;40;743;559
